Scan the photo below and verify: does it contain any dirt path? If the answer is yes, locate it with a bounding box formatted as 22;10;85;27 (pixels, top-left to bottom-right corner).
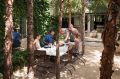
12;41;120;79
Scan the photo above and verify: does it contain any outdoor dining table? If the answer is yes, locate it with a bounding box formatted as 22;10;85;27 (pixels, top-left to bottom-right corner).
37;45;68;56
37;42;74;56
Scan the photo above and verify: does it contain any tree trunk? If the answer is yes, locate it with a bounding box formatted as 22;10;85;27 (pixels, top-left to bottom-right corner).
68;0;71;27
100;0;119;79
3;0;14;79
56;0;64;79
54;0;59;16
81;0;85;55
27;0;34;78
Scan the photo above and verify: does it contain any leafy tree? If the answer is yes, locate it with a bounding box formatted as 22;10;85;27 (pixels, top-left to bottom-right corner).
88;0;107;13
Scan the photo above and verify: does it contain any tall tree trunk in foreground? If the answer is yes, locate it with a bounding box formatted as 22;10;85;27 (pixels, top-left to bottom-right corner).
3;0;14;79
100;0;119;79
27;0;34;78
56;0;64;79
81;0;85;55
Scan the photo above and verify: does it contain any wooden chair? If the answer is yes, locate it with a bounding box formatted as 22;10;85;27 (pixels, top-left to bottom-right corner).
34;50;46;62
67;45;85;64
67;45;74;62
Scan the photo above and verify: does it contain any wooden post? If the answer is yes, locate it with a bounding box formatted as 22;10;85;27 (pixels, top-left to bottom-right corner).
56;0;64;79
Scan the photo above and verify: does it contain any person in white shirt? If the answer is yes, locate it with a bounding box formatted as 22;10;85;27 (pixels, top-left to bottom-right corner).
33;34;41;50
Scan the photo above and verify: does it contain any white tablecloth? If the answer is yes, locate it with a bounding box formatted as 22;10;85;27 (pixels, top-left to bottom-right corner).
37;45;68;56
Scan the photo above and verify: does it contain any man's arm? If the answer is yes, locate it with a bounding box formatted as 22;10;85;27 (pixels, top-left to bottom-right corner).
64;30;70;42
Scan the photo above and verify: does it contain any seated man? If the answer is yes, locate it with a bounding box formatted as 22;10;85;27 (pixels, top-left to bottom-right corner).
68;24;81;57
44;30;55;46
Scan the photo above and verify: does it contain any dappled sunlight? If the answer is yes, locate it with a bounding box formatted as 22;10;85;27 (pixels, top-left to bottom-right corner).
11;42;120;79
12;67;27;79
84;50;102;66
112;67;120;79
114;55;120;68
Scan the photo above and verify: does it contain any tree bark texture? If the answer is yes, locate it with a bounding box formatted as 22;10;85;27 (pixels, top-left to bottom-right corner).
81;0;85;55
100;0;120;79
27;0;34;78
3;0;14;79
56;0;64;79
68;0;71;27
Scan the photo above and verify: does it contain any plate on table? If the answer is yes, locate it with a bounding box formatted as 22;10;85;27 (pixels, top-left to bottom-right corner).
44;45;51;48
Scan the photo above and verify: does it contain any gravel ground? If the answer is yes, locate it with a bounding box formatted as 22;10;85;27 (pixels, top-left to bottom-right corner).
12;41;120;79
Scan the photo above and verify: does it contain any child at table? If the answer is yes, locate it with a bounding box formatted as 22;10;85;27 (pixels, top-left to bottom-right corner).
33;34;41;50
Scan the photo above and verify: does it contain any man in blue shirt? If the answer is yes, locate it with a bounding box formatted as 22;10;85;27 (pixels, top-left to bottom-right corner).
44;30;55;45
12;28;21;48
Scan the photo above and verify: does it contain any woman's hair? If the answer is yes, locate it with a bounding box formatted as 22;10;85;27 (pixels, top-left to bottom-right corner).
34;34;40;39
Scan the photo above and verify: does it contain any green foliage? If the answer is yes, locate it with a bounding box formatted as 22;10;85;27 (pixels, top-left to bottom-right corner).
34;0;51;35
0;1;5;74
64;0;83;14
12;50;28;71
0;50;28;74
13;0;57;36
88;0;107;13
0;0;5;50
13;0;27;27
49;16;58;32
50;0;83;15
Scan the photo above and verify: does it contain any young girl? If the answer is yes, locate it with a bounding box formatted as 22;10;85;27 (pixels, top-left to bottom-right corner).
33;34;41;50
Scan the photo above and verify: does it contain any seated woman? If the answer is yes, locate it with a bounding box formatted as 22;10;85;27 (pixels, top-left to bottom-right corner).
59;28;70;46
33;34;41;50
